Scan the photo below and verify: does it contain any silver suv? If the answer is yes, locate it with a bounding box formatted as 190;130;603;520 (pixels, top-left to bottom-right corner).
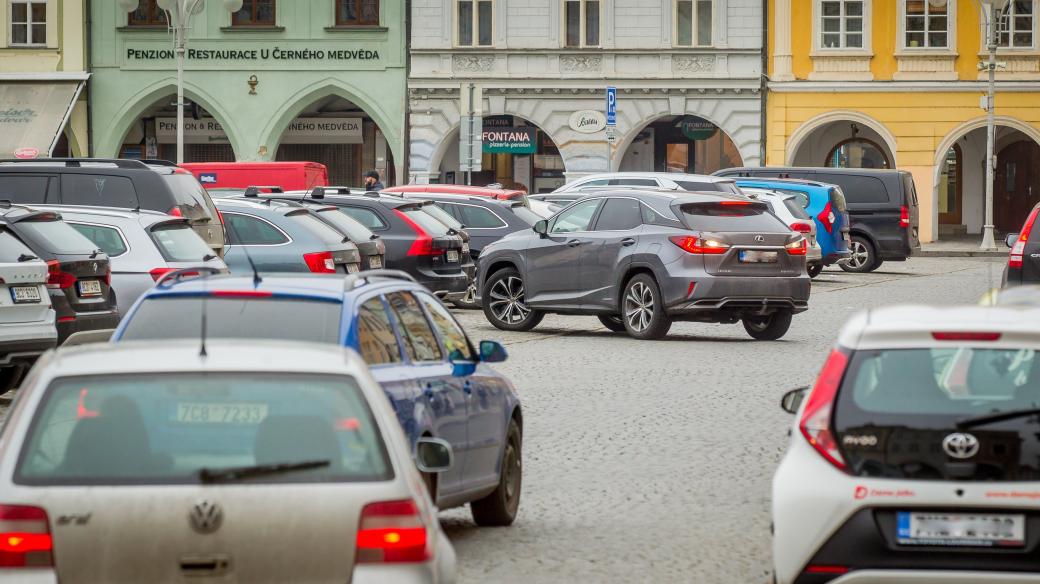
0;227;55;390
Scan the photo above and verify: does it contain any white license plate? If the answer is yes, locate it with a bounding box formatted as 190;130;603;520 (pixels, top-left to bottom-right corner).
78;279;102;297
175;402;269;425
738;250;778;264
347;263;360;274
10;286;41;304
369;256;382;269
462;243;470;255
897;512;1025;547
446;250;460;263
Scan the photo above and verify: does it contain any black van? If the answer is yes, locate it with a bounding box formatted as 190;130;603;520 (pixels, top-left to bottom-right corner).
716;167;920;273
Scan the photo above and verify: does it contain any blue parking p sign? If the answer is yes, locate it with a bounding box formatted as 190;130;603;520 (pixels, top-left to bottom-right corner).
606;87;616;126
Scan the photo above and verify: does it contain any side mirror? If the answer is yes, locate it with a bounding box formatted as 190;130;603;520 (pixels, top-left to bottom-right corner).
1006;233;1019;248
533;219;548;237
61;329;115;347
780;386;809;414
415;437;453;473
479;340;508;363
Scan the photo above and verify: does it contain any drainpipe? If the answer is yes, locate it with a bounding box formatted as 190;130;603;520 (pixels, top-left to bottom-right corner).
85;0;94;157
759;0;768;167
403;0;412;185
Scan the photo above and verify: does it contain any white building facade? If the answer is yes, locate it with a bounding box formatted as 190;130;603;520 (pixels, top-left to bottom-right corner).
408;0;764;191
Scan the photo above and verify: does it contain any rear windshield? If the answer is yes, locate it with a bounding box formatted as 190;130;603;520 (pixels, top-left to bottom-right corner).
15;373;391;485
0;229;36;261
287;211;349;245
829;187;848;212
161;174;214;220
675;181;742;196
783;198;812;220
770;188;810;209
510;205;542;226
422;204;464;230
679;202;789;232
150;223;214;262
17;218;98;255
315;208;375;242
402;208;451;235
120;297;342;343
69;223;128;257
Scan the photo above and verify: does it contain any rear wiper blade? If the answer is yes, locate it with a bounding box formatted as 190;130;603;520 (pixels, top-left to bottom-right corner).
197;459;330;483
956;407;1040;429
17;253;37;262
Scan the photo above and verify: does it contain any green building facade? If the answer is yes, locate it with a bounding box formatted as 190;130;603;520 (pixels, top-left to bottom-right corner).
89;0;406;185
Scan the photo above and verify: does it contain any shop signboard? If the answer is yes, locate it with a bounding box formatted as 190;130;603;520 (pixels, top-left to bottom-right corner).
156;117;363;144
681;118;718;141
482;125;536;154
569;110;606;134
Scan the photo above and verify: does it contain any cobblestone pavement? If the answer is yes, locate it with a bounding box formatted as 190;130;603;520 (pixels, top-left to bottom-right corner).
441;258;1007;584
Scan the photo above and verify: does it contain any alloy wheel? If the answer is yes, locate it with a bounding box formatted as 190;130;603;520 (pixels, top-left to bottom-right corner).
843;240;870;270
624;281;654;332
488;276;531;324
503;437;521;504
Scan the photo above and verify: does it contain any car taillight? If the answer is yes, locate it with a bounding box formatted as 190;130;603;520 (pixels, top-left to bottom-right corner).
899;205;910;229
103;266;111;287
355;499;428;564
0;505;53;568
799;348;850;471
149;267;175;282
45;260;75;290
393;209;442;256
932;331;1001;341
817;202;835;234
303;251;336;274
168;206;184;218
669;235;730;255
790;222;813;234
785;238;808;256
1009;206;1039;269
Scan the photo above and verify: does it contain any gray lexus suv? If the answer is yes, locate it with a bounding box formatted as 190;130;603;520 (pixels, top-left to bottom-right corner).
475;189;811;340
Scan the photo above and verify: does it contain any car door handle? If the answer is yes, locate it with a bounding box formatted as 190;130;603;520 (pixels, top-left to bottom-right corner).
567;239;582;247
621;237;636;246
463;381;472;394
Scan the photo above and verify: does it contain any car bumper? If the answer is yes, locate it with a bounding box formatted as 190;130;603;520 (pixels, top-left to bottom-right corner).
56;309;121;344
829;572;1040;584
823;250;852;265
807;246;824;264
0;336;56;366
662;274;811;316
415;272;470;299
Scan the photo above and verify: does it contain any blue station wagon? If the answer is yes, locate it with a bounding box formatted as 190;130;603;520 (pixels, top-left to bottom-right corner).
112;269;523;526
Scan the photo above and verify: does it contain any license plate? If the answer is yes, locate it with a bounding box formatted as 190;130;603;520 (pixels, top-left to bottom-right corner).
897;512;1025;548
738;250;778;264
446;250;460;263
78;279;102;297
347;263;360;274
369;255;382;269
10;286;41;304
462;243;470;255
175;402;269;425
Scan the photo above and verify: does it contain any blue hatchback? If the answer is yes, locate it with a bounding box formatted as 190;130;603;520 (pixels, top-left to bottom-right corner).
735;178;852;274
112;269;523;526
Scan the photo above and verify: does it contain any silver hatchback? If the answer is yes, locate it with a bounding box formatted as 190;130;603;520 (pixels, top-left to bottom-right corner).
0;340;455;583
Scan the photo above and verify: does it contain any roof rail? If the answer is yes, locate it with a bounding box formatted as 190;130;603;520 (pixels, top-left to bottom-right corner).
155;266;225;288
243;186;285;197
139;159;178;167
0;158;149;169
342;269;417;291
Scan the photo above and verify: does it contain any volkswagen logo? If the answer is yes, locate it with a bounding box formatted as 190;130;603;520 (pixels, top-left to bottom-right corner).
188;500;223;534
754;235;765;243
942;433;980;459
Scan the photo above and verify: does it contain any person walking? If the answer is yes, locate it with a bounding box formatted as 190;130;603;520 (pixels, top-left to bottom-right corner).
364;170;384;191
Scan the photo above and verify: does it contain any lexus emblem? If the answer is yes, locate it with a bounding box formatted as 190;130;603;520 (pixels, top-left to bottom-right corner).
942;433;980;459
754;235;765;243
188;500;223;534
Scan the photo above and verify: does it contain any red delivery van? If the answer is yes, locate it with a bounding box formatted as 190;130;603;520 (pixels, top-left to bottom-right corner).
180;162;328;191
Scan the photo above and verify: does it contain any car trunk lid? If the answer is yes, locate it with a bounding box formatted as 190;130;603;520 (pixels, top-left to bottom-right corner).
0;260;50;324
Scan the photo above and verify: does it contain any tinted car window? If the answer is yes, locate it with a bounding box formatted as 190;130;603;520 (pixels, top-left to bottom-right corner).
150;223;213;262
416;292;474;361
830;187;849;212
161;173;213;220
339;206;387;230
453;204;505;229
771;188;810;209
401;208;452;235
421;204;464;231
314;208;375;242
17;218;98;255
594;198;642;231
0;229;36;261
69;223;128;256
578;179;609;188
61;174;138;208
902;174;919;206
551;199;601;233
679;202;789;232
288;212;349;245
509;204;542;226
0;175;55;204
15;373;390;485
782;198;812;220
817;174;889;204
609;178;656;187
357;297;402;365
223;213;289;245
386;292;442;362
121;297;341;343
674;181;716;191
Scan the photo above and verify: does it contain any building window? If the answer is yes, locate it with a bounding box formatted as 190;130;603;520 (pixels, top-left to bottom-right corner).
997;0;1034;48
127;0;167;26
564;0;600;47
337;0;378;26
826;138;891;169
457;0;492;46
232;0;275;26
10;0;46;45
676;0;713;46
904;0;948;48
819;0;865;49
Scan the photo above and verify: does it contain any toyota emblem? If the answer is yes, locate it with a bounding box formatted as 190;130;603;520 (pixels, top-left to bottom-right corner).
942;433;980;459
188;500;223;534
754;235;765;243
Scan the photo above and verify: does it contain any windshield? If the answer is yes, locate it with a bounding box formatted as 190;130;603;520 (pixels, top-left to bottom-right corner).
679;202;789;232
18;219;98;255
15;373;391;485
161;174;214;220
151;223;214;262
121;297;342;343
423;204;463;230
314;208;375;242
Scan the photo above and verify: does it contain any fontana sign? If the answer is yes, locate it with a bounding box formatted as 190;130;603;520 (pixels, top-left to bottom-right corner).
482;126;536;154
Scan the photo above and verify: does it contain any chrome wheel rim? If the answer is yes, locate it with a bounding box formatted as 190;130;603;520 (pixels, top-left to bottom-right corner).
624;282;654;332
843;241;870;269
488;276;531;324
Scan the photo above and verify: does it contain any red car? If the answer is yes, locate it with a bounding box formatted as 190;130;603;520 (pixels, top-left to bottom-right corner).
382;184;527;202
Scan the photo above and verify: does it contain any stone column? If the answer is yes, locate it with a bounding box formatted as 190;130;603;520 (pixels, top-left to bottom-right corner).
772;0;795;81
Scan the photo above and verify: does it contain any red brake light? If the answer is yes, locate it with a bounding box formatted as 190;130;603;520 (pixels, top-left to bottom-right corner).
45;260;75;290
393;209;441;256
719;200;750;206
899;205;910;229
1009;206;1040;269
669;235;729;255
932;332;1002;341
799;348;849;471
806;565;850;575
149;267;175;282
790;222;813;234
209;290;274;298
0;505;53;568
355;499;429;564
303;251;336;274
168;206;184;218
817;202;835;234
786;238;808;256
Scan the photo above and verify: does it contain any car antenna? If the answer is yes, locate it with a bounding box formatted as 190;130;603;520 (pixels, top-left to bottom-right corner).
199;273;208;358
224;215;263;287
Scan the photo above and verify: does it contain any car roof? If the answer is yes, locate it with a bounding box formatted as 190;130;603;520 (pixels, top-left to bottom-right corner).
382;185;525;197
0;158;178;175
143;272;417;302
733;177;832;189
574;188;750;205
573;172;733;183
397;192;514;207
28;205;176;225
725;166;905;178
839;305;1040;350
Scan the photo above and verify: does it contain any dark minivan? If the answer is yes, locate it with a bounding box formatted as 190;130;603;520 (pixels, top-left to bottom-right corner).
717;167;920;273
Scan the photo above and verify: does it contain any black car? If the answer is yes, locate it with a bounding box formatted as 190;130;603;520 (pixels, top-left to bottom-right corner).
1003;202;1040;287
716;167;921;273
0;206;119;344
0;158;225;257
399;193;541;253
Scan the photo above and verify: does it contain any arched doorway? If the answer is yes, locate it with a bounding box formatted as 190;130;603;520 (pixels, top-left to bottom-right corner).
116;96;234;162
619;115;742;175
272;95;395;187
825;137;891;169
437;115;564;193
938;144;962;228
790;119;895;169
995;140;1040;233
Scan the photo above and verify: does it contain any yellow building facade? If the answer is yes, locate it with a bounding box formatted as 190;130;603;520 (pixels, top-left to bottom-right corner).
0;0;89;158
768;0;1040;243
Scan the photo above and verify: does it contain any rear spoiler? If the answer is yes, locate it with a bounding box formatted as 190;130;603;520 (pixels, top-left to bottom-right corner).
62;329;115;347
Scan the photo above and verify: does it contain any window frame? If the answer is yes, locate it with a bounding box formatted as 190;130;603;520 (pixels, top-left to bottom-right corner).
66;221;130;258
9;0;48;47
813;0;872;54
220;211;293;247
127;0;168;26
991;0;1037;50
674;0;714;47
563;0;602;48
335;0;380;26
354;294;405;367
898;0;955;52
448;202;508;230
455;0;493;47
231;0;276;27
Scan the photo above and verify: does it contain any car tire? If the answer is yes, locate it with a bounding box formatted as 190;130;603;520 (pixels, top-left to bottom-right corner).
621;273;672;340
597;314;627;333
421;470;438;505
839;236;880;273
452;282;481;310
807;263;823;278
471;419;522;527
482;268;544;332
742;310;793;341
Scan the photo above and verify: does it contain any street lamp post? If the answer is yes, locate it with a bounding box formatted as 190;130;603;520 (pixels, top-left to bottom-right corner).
121;0;242;164
979;0;1010;251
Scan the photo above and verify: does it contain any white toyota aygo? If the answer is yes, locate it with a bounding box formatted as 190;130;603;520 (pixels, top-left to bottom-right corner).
774;305;1040;584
